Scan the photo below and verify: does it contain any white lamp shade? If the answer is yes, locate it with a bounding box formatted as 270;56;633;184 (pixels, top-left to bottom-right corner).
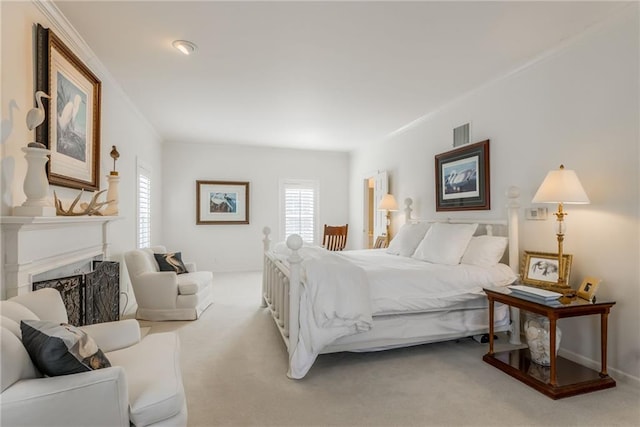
378;194;399;211
532;166;590;204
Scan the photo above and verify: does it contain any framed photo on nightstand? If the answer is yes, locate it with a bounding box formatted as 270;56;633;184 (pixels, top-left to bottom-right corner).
577;276;601;302
521;250;573;288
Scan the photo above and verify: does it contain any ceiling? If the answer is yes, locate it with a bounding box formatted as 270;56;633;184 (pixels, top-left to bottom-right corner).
54;1;624;152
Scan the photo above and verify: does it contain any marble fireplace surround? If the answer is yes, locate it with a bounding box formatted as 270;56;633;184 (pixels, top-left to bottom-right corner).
0;216;121;299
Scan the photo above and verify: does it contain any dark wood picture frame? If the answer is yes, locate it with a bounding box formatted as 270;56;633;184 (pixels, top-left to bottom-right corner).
196;180;250;225
435;139;490;211
36;24;102;191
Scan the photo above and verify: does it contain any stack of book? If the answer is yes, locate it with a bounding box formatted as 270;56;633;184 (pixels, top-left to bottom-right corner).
509;285;562;302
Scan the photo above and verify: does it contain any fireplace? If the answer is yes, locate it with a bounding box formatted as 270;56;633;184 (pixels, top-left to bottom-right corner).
32;261;120;326
0;216;121;303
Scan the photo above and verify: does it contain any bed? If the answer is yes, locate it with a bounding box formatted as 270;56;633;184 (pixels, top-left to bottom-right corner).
262;190;522;379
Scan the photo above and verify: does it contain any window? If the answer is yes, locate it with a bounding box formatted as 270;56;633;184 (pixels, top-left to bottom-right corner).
137;162;151;249
280;180;319;244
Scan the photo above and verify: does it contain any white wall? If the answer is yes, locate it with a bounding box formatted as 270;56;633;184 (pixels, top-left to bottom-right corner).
349;8;639;381
0;1;164;304
162;142;349;272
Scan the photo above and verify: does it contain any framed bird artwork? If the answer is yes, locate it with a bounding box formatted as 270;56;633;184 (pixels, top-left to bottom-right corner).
35;24;102;191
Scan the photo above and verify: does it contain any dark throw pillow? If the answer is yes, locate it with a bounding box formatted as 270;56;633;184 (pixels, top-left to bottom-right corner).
154;252;188;274
20;320;111;377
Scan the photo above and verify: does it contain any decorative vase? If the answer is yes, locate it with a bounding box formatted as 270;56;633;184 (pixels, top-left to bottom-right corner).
524;312;561;366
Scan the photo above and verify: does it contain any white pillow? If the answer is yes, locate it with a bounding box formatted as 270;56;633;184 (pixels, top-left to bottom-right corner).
386;222;431;257
412;222;478;265
461;235;508;267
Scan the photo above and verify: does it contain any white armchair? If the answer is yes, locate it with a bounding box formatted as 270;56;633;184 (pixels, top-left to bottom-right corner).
0;288;187;426
124;246;213;321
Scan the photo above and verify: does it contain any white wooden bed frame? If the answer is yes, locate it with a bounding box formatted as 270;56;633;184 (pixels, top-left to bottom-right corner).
262;187;522;377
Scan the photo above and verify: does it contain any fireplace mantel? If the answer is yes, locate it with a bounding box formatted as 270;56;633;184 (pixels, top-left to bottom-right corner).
1;216;122;298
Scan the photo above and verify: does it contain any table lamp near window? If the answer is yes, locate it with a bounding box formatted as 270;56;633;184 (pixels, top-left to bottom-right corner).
532;165;590;292
378;194;399;243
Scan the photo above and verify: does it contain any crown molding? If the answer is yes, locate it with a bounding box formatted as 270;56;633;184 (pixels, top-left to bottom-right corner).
383;2;636;144
31;0;161;141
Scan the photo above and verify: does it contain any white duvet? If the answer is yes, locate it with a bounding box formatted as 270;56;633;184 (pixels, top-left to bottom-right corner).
289;248;373;378
275;245;517;379
340;249;517;315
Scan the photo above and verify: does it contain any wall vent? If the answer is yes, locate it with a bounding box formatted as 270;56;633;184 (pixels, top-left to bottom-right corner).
453;123;470;147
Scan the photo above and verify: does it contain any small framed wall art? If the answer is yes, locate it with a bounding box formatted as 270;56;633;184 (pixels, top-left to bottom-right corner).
36;24;102;191
435;139;490;211
521;250;573;288
196;180;250;225
577;276;601;302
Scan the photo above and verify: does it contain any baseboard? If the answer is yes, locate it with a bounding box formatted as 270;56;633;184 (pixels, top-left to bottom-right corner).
558;348;640;387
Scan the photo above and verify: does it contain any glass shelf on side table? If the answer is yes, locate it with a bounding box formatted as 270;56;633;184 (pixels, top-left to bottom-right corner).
482;286;616;399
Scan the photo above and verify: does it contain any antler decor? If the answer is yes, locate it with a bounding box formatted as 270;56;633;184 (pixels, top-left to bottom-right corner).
54;190;111;216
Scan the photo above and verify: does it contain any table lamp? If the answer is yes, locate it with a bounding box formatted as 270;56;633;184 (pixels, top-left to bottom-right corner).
378;194;399;242
532;165;590;290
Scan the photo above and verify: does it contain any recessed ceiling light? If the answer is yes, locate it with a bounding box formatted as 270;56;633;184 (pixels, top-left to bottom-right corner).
172;40;197;55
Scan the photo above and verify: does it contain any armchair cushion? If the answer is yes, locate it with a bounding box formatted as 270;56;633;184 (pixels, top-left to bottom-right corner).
21;320;111;377
80;319;141;353
154;252;188;274
8;288;68;324
1;301;40;331
177;271;213;295
107;332;185;426
1;315;22;337
1;327;39;392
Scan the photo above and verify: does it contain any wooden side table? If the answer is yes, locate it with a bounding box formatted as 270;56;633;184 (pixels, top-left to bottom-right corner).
483;287;616;399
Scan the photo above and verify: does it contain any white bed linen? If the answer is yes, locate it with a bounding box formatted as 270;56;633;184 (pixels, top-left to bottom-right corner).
275;245;516;379
326;302;510;353
290;249;374;379
336;249;517;315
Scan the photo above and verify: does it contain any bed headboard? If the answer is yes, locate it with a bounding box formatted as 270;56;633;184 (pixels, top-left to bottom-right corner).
402;186;520;273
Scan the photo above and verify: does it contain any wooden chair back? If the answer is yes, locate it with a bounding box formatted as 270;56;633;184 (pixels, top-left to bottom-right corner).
322;224;348;251
373;236;389;249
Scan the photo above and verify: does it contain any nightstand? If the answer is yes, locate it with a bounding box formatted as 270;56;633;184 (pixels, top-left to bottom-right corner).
482;287;616;399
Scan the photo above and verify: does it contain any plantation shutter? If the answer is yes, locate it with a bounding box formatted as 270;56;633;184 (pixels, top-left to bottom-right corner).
281;180;319;244
137;164;151;249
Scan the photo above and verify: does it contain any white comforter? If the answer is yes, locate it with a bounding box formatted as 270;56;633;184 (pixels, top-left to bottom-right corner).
289;248;373;378
275;245;517;379
340;249;517;315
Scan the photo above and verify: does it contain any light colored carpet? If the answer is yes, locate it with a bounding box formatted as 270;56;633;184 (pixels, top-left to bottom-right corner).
141;272;640;427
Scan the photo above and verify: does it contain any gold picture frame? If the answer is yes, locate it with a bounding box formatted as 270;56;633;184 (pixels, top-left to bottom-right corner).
577;276;601;302
196;180;250;225
36;24;102;191
521;250;573;289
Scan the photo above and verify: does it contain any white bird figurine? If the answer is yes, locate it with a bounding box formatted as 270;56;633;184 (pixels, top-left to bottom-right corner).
26;91;50;131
